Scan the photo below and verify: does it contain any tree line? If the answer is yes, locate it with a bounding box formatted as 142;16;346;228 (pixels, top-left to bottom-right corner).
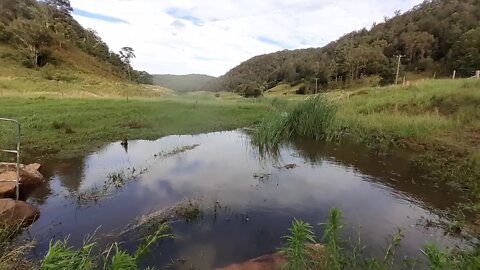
209;0;480;95
0;0;153;84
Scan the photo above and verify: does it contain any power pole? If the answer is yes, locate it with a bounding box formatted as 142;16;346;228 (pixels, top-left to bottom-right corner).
395;55;403;85
314;78;319;94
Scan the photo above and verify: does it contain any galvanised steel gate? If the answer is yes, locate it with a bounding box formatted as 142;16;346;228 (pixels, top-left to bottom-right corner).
0;118;20;200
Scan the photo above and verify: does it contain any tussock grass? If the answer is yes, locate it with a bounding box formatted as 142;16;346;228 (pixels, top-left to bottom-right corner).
253;96;337;148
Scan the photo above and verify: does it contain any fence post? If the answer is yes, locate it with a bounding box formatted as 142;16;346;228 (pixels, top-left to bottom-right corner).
452;70;456;80
476;70;480;79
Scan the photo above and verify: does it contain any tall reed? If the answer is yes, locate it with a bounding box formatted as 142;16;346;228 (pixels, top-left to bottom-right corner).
253;96;337;149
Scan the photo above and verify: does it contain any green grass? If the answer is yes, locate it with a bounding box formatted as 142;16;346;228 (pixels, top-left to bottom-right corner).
39;223;171;270
255;79;480;227
253;96;337;149
281;209;480;270
0;97;269;159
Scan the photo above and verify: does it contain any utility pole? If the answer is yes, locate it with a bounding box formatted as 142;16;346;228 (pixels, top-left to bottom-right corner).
314;78;319;94
395;55;403;85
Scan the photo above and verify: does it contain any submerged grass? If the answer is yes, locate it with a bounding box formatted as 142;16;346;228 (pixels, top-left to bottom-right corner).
40;223;171;270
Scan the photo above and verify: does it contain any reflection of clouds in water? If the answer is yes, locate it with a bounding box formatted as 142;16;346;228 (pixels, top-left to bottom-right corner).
31;130;467;267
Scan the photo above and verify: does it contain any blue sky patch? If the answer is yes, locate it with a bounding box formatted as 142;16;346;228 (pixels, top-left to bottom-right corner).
166;8;204;26
258;36;290;49
73;8;129;24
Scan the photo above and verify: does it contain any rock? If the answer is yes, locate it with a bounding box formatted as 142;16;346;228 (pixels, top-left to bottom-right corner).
0;198;39;226
216;253;287;270
25;163;41;172
216;244;325;270
0;182;16;198
0;162;45;187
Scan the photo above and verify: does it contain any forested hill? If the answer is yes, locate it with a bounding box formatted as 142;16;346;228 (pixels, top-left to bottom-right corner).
211;0;480;95
152;74;216;92
0;0;152;84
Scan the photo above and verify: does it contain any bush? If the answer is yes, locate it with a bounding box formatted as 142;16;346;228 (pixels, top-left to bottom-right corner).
242;84;263;97
296;86;306;95
0;24;11;42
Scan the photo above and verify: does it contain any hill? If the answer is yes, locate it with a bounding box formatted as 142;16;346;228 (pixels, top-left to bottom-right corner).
0;0;154;96
210;0;480;95
152;74;216;92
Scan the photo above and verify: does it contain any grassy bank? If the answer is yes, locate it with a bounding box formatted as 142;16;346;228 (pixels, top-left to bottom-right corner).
0;97;268;159
255;79;480;223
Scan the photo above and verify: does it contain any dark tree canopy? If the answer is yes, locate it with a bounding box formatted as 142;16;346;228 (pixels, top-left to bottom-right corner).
210;0;480;94
0;0;152;83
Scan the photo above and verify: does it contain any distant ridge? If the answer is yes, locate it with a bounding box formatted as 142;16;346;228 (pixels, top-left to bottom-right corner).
152;74;216;92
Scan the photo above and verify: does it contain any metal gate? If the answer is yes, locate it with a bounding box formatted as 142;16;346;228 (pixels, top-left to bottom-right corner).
0;118;20;200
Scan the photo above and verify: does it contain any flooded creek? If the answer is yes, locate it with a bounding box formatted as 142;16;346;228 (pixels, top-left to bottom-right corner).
22;130;471;268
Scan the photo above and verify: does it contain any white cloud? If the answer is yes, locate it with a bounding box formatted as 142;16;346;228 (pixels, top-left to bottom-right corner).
71;0;423;76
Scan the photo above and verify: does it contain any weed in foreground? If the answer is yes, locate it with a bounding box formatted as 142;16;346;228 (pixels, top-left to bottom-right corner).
281;208;480;270
280;219;317;270
40;223;171;270
0;222;34;270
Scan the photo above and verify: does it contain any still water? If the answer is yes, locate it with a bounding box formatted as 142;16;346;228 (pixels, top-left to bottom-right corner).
23;130;468;269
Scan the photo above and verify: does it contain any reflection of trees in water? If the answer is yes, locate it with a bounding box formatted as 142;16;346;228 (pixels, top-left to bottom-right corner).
289;137;460;210
246;126;460;210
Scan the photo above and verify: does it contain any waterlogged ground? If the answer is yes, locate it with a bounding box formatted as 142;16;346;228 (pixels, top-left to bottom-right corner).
22;130;471;269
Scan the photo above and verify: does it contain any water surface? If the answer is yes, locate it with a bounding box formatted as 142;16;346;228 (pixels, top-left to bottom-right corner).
24;130;468;268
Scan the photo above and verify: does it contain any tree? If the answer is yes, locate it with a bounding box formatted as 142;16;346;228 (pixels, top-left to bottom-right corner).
119;47;136;81
448;27;480;76
7;17;52;68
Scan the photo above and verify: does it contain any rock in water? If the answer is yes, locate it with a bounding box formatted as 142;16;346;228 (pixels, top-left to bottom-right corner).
0;163;45;198
215;253;287;270
216;244;325;270
0;198;40;226
25;163;41;172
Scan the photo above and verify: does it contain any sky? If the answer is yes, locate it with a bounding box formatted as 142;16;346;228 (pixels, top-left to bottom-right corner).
70;0;424;77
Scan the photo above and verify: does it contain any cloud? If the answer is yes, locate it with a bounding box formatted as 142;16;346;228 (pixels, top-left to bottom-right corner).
70;0;424;76
73;8;129;24
170;20;187;29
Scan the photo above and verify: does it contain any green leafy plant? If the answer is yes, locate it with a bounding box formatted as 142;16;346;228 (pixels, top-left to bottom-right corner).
321;208;345;270
40;223;171;270
280;219;317;270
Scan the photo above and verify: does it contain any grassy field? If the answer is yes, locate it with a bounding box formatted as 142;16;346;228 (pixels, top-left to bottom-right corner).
255;78;480;228
0;97;269;160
